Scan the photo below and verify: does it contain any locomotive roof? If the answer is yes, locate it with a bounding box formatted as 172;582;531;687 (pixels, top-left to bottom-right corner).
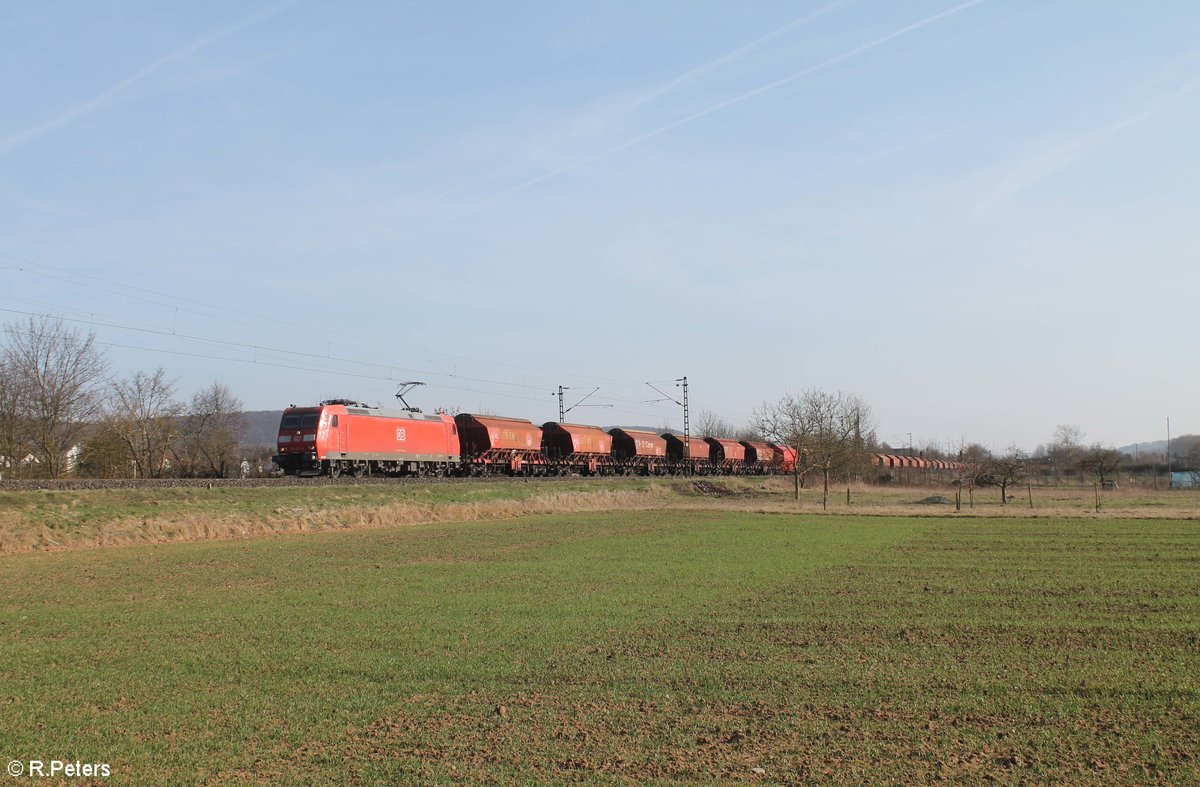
456;413;539;425
341;405;445;422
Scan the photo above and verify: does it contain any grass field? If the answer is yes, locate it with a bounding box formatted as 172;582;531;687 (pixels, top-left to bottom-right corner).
1;509;1196;783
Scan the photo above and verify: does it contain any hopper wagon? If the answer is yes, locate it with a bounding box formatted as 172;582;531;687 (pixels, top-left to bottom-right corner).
663;433;713;474
740;440;777;474
609;428;669;475
772;444;798;474
706;437;746;475
541;422;613;475
455;414;543;475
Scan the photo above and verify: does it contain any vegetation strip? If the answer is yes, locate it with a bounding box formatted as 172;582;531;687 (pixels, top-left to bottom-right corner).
3;477;1199;554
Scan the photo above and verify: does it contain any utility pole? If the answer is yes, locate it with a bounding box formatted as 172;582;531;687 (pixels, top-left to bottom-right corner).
678;376;689;466
644;376;690;474
554;386;610;423
1167;416;1172;488
554;386;569;423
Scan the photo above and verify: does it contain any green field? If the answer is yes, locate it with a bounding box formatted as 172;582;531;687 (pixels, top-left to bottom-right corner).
1;510;1197;783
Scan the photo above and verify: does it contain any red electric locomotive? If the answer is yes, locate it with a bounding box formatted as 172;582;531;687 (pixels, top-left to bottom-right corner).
275;399;460;477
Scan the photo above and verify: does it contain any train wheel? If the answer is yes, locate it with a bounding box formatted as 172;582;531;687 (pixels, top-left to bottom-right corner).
328;462;342;478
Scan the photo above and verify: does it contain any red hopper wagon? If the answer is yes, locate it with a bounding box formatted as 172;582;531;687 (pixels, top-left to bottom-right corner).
608;428;668;475
740;440;777;474
541;422;613;475
705;437;746;474
454;413;543;474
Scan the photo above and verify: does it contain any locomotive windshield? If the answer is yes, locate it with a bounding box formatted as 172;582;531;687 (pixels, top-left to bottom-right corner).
281;412;320;430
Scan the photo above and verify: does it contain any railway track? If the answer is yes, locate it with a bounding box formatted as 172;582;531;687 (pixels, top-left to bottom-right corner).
0;474;643;492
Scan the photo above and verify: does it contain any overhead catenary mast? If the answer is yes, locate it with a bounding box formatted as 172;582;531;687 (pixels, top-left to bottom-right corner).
553;386;611;423
645;376;690;475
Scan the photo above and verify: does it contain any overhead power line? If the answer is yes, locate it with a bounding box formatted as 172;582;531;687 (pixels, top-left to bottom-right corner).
0;324;674;422
0;252;649;389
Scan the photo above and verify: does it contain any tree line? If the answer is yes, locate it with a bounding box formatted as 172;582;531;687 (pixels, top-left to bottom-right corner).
3;316;1189;486
752;389;876;509
749;393;1157;507
1;317;247;479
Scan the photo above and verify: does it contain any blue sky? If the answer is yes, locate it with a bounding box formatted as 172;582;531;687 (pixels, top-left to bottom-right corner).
2;0;1197;451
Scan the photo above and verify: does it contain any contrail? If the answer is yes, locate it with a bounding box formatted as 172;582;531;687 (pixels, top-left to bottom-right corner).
400;1;851;216
622;0;851;112
979;66;1200;212
411;0;990;237
0;0;295;157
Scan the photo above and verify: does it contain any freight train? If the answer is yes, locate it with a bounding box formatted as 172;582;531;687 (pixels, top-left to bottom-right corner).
273;399;796;478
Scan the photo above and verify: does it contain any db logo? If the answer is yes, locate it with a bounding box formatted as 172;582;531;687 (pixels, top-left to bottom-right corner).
396;428;406;442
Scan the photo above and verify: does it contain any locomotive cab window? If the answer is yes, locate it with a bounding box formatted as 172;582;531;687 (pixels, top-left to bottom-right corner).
331;415;339;427
282;413;319;429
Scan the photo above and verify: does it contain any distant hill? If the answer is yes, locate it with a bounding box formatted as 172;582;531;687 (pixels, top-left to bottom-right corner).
242;410;282;448
1118;440;1167;456
1117;435;1199;461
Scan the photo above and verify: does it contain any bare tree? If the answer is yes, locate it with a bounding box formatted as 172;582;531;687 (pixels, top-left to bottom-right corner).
177;382;246;478
734;424;764;442
1079;444;1122;487
695;409;736;439
0;360;27;478
985;447;1028;504
919;439;949;460
75;426;133;478
107;368;183;479
952;442;992;507
1;317;108;477
755;394;814;500
1046;424;1084;482
754;388;874;508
